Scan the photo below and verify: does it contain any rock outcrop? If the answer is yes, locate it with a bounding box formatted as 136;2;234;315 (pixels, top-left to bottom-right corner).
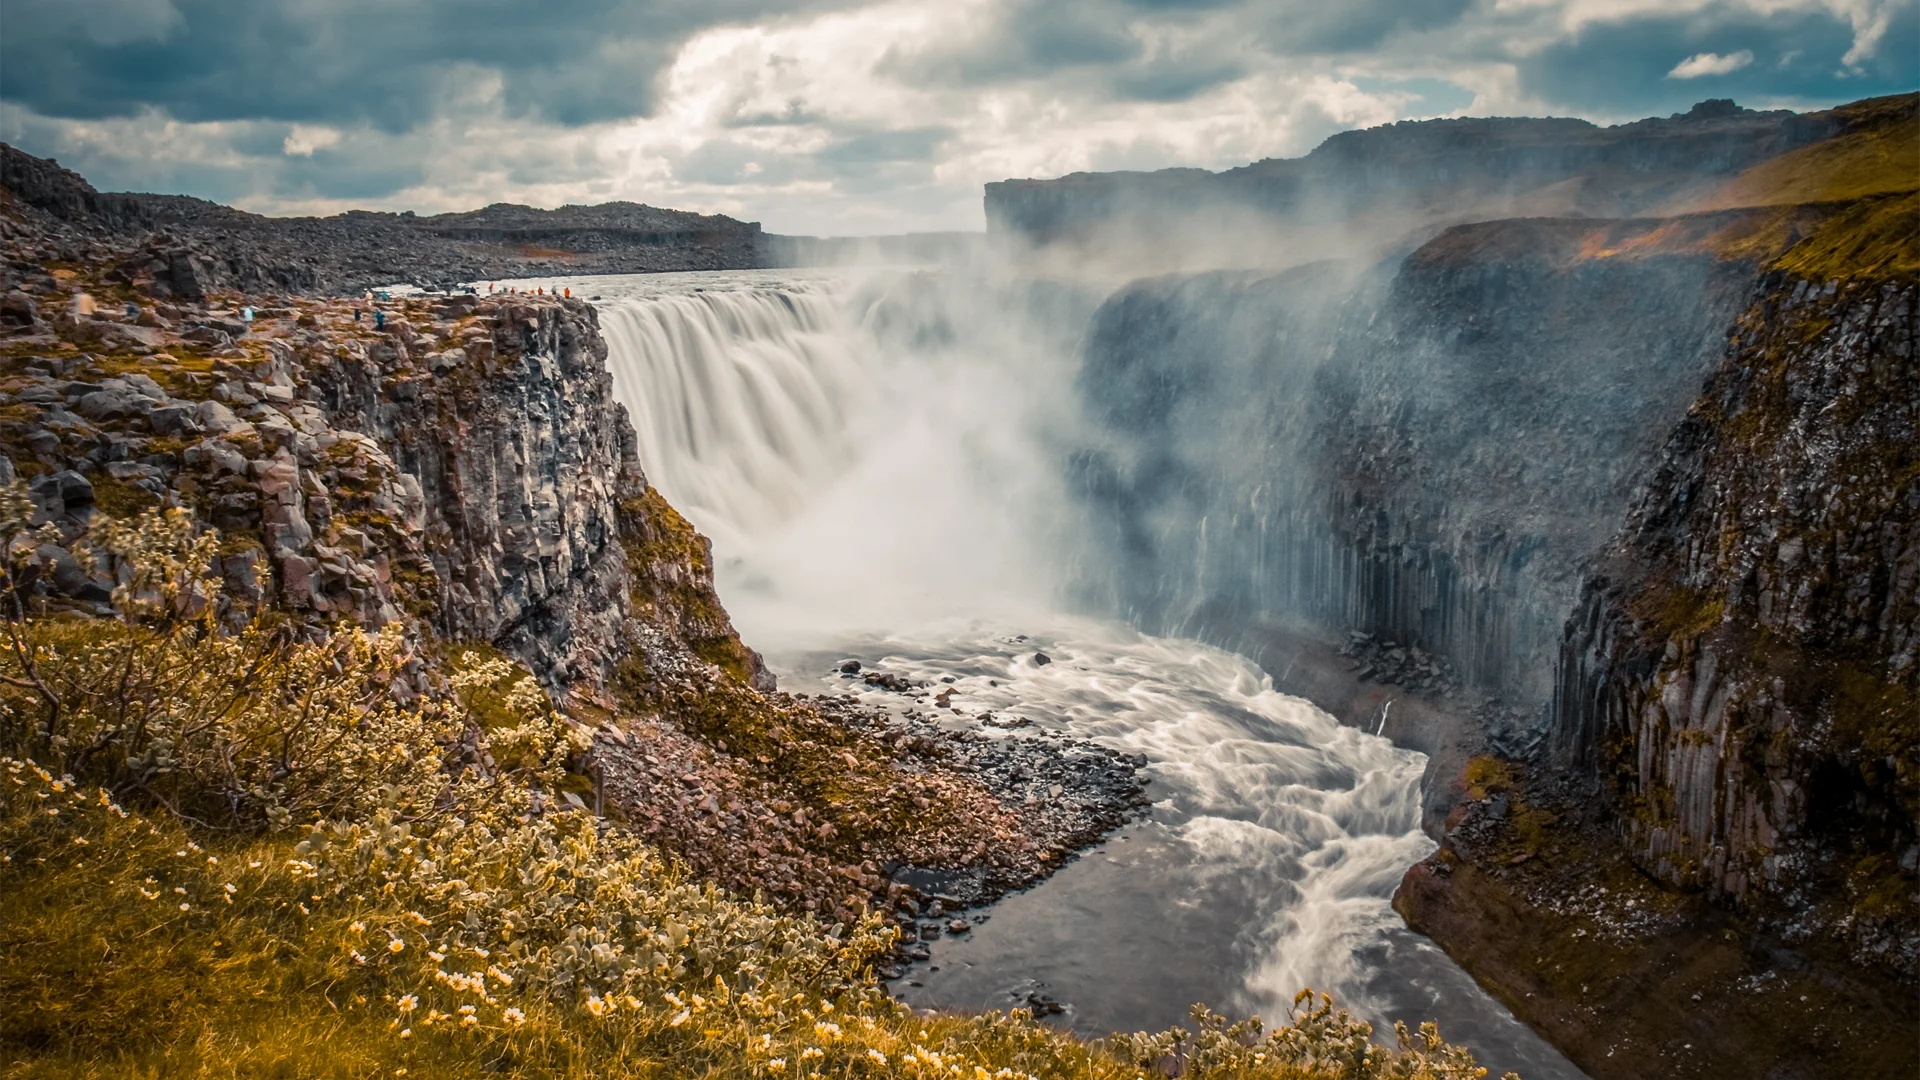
0;279;728;700
1555;269;1918;969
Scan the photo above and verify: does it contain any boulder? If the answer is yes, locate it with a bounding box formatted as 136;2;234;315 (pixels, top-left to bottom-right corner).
0;291;39;327
146;404;204;437
122;372;167;400
30;470;93;512
278;554;317;606
166;250;205;300
75;389;145;421
194;399;250;436
35;543;112;603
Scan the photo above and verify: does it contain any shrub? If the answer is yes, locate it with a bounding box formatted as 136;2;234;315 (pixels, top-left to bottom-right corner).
0;503;1515;1079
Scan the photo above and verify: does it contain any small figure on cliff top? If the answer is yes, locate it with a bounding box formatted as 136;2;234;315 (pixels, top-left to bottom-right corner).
375;309;385;331
564;287;571;298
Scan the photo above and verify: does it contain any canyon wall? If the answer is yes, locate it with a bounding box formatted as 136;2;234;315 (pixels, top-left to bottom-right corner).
1060;91;1919;1067
1555;261;1918;969
1072;215;1756;708
0;255;761;702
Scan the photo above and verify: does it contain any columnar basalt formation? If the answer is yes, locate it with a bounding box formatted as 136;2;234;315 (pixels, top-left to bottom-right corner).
1555;269;1918;964
1074;213;1758;708
1064;93;1918;1078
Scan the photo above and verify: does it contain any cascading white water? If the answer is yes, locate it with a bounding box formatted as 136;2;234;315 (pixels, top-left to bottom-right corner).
594;277;869;544
497;268;1584;1079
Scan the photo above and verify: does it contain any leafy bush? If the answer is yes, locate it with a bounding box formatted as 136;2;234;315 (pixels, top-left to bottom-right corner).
0;502;1515;1079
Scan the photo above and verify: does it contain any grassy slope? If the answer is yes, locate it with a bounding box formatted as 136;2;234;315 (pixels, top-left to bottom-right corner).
1683;93;1920;212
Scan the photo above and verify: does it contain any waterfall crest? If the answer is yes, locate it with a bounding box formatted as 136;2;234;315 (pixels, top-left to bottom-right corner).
598;280;870;544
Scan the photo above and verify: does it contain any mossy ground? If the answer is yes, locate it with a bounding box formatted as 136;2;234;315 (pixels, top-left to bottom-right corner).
1691;93;1920;211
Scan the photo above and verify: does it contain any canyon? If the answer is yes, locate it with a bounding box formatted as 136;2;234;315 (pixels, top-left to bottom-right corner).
1042;93;1918;1078
1;88;1914;1080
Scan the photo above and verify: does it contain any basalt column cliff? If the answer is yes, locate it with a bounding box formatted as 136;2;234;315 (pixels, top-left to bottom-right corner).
1056;93;1918;1079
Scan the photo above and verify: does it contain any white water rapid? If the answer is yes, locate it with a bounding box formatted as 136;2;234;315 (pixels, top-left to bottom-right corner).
498;269;1584;1080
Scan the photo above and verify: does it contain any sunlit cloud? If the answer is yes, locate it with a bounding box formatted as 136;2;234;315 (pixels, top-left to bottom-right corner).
1667;50;1757;78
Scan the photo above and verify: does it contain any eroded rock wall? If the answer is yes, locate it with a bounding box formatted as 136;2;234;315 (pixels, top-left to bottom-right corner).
1553;274;1918;970
0;281;759;700
1073;220;1754;711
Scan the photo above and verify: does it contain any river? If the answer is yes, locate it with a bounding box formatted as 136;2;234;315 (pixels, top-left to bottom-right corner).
492;267;1586;1080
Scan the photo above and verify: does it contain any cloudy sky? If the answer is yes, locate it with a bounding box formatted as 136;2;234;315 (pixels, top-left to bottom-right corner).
2;0;1913;235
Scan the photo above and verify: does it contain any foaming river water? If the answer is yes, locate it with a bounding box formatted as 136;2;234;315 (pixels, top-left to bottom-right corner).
492;269;1587;1079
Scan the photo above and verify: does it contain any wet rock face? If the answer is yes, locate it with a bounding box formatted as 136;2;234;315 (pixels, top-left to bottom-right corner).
1555;275;1918;975
1073;226;1753;709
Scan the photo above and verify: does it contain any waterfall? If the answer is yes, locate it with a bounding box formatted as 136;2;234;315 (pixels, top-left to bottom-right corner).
597;279;870;546
573;267;1583;1078
594;269;1104;642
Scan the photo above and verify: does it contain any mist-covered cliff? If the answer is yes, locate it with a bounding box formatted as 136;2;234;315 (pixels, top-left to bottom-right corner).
988;95;1913;275
1555;266;1918;966
1062;92;1918;1077
1072;213;1758;707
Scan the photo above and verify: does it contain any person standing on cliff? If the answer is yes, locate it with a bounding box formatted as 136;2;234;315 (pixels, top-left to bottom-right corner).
375;309;385;331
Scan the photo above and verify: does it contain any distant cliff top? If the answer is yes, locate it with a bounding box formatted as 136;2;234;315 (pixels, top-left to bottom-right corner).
985;92;1919;268
0;143;769;294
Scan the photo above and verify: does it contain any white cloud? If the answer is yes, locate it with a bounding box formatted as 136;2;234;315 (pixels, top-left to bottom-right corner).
282;125;343;157
4;0;1907;235
1666;49;1756;78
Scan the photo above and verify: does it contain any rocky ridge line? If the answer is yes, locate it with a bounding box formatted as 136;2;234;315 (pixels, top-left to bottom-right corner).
1;142;770;297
